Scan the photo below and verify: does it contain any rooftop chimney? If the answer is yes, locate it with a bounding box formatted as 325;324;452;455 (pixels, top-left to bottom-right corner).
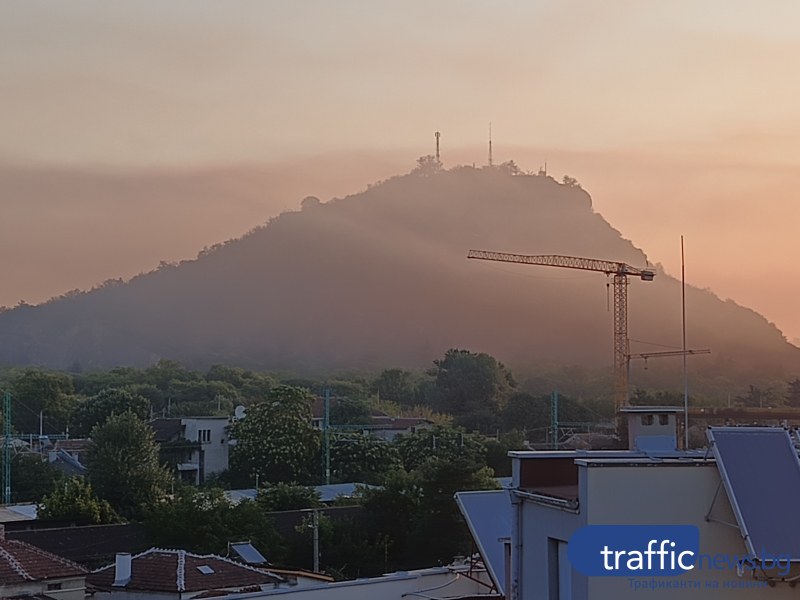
113;552;132;587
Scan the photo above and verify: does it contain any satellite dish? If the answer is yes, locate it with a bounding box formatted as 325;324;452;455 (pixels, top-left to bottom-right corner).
234;405;246;420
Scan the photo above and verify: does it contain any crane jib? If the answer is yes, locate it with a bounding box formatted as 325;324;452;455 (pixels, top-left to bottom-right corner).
467;249;655;281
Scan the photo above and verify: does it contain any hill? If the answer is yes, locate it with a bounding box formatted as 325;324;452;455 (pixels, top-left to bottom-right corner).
1;163;797;396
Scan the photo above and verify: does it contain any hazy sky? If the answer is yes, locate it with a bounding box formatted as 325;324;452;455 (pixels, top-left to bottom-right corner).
4;1;800;342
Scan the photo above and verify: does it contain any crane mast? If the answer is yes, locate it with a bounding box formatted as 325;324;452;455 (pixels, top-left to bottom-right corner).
467;249;656;419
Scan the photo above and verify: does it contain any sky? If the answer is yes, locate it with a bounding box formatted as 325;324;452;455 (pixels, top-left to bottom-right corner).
3;1;800;342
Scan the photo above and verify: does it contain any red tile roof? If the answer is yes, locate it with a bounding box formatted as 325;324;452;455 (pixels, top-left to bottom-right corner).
0;537;87;583
88;549;282;593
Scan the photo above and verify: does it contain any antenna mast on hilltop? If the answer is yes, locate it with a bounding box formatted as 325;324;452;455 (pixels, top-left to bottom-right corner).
435;131;441;164
488;123;493;167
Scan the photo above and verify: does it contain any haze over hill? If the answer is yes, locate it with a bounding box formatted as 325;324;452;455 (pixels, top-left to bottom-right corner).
1;164;797;396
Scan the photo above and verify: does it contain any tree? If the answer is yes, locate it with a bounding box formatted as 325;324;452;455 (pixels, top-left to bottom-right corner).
71;388;150;437
3;453;64;503
499;160;522;176
355;471;421;571
485;430;527;477
257;483;322;512
86;412;171;518
144;486;283;557
329;433;402;485
501;392;549;438
39;477;119;524
411;456;498;565
736;385;780;408
412;155;441;176
229;385;320;485
12;369;77;434
372;369;417;406
430;349;515;432
787;378;800;407
330;397;372;426
395;425;486;472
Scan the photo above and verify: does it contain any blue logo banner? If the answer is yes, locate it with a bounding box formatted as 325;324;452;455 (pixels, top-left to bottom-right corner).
568;525;700;577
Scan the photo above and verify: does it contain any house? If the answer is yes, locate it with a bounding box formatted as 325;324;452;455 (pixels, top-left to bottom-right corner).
92;551;496;600
88;549;284;599
150;417;230;485
459;408;800;599
225;483;372;506
0;524;87;600
310;399;432;441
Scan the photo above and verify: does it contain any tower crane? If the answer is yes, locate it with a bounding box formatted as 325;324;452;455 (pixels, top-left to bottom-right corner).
466;250;655;417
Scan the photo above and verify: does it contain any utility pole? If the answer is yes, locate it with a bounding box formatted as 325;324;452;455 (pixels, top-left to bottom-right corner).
435;131;441;164
3;392;11;505
312;509;320;572
323;389;331;485
550;391;559;450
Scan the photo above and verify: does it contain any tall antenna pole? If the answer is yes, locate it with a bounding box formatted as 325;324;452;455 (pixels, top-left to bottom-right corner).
434;131;441;164
488;123;493;167
323;389;331;485
681;236;688;450
3;392;11;505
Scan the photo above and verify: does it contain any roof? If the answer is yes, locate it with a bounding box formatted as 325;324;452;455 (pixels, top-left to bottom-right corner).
226;483;373;505
148;419;183;443
54;439;91;453
0;535;87;582
49;449;88;477
88;548;282;593
367;416;433;430
454;490;510;595
9;523;148;567
619;405;684;413
0;505;37;524
261;568;333;583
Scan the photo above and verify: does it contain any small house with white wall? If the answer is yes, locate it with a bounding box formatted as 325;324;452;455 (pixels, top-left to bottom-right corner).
150;417;230;485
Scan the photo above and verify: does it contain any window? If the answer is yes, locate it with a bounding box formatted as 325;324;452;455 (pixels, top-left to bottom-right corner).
641;415;654;426
198;429;212;444
548;538;572;600
47;583;63;591
658;414;670;426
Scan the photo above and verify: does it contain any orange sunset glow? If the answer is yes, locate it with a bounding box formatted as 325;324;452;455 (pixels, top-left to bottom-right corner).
3;1;800;343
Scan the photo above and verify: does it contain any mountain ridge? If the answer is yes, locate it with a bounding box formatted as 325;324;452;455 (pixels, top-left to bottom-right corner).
1;164;796;396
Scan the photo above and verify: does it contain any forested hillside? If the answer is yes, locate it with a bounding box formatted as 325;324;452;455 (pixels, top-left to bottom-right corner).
0;162;796;397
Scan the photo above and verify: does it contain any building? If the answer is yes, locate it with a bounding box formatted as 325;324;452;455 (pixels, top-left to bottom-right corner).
310;399;432;441
0;524;87;600
89;550;496;600
88;549;284;599
225;483;372;506
459;408;800;599
150;417;230;485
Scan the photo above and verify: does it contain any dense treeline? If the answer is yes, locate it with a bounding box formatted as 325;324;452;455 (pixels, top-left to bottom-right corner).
2;350;799;577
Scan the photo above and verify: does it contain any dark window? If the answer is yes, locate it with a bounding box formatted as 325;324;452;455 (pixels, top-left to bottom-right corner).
641;415;654;426
47;583;63;591
658;414;670;426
